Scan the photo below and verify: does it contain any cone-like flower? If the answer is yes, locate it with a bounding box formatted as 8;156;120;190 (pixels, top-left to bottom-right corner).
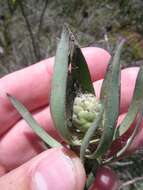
72;93;102;132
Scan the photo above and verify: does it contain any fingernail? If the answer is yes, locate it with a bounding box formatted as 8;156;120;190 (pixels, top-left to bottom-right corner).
31;149;85;190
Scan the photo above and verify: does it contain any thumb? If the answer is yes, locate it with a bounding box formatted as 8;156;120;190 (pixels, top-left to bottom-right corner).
0;148;86;190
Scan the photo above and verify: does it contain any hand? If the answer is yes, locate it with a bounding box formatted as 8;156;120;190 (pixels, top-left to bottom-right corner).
0;47;141;190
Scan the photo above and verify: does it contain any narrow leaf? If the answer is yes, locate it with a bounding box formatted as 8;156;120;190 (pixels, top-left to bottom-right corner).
89;40;125;159
116;65;143;136
100;40;125;100
117;107;143;157
71;45;95;95
7;94;62;148
84;161;99;190
50;26;73;143
104;104;143;164
80;107;103;162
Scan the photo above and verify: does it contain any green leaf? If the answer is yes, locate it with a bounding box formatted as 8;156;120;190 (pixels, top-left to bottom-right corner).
89;40;125;159
116;65;143;137
104;103;143;164
50;26;73;143
84;161;99;190
71;45;95;95
80;106;103;162
117;106;143;157
7;94;62;148
64;38;95;146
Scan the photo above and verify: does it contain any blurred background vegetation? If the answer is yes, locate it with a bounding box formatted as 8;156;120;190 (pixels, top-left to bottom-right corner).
0;0;143;189
0;0;143;76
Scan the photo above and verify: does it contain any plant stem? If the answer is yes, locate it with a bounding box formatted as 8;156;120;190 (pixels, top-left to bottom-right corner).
119;176;143;189
84;172;95;190
37;0;48;41
18;0;41;61
84;160;99;190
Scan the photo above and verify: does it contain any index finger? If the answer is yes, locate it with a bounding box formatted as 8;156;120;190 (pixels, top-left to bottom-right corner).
0;47;110;135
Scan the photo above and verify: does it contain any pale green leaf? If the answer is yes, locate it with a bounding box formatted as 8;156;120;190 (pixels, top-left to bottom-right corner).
50;26;73;143
89;40;125;158
8;94;62;148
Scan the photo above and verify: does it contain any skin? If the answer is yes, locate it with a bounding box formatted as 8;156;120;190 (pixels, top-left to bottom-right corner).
0;47;142;190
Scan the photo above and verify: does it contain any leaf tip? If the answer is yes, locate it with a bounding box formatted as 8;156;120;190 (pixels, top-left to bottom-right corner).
6;93;14;101
6;93;16;102
6;92;11;97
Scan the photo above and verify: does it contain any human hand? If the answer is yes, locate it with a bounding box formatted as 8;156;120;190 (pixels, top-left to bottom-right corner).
0;47;142;189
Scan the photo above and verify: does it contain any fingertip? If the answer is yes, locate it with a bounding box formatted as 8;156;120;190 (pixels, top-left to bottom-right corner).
31;148;86;190
82;47;111;81
0;148;86;190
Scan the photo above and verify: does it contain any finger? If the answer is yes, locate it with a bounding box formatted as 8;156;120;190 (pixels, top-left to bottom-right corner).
0;47;110;135
0;106;62;171
94;67;139;113
0;148;86;190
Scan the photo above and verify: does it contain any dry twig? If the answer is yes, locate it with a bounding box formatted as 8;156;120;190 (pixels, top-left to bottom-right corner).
119;176;143;189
